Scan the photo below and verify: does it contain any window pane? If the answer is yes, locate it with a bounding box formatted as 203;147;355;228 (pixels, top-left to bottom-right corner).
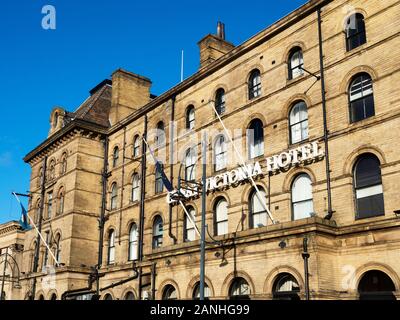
292;175;313;202
355;156;382;188
357;194;385;219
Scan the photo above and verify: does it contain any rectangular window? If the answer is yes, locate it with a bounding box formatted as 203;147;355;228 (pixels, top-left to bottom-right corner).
356;185;385;219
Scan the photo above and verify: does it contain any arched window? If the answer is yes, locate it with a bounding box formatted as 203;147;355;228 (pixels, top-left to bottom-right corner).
37;167;43;187
155;121;165;146
192;282;211;300
214;198;228;236
186;105;195;130
54;233;61;264
60;153;67;175
112;147;119;168
353;154;384;219
57;188;64;215
35;199;41;224
107;230;115;265
184;206;196;242
349;73;374;123
49;160;56;180
248;69;261;99
124;292;135;300
291;174;314;220
229;278;250;300
128;223;138;261
131;174;140;202
272;273;300;300
345;13;367;51
104;294;113;300
358;270;396;300
47;192;53;219
155;163;164;194
31;241;37;272
38;294;45;300
133;135;141;158
162;285;177;300
185;148;196;182
50;293;57;300
110;183;118;210
247;119;264;159
288;47;304;80
289;101;308;144
215;88;226;115
249;187;267;228
214;135;227;171
152;216;163;249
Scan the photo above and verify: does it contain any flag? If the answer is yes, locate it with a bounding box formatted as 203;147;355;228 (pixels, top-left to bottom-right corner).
13;192;32;230
143;138;174;192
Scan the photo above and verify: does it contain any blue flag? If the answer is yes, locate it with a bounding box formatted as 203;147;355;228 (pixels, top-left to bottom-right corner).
13;192;32;230
18;202;32;230
143;138;174;192
155;161;174;192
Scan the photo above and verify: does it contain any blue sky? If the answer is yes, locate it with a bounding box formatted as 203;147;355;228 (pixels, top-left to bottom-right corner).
0;0;307;223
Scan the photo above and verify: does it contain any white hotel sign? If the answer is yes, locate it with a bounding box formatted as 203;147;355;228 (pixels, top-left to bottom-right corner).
168;141;324;203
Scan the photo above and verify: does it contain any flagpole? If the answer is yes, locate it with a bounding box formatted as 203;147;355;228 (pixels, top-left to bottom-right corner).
209;101;276;224
12;193;60;267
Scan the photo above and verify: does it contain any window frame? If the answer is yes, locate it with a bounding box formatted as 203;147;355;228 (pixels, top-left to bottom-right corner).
186;105;195;130
214;135;227;172
288;47;304;80
249;187;268;229
215;88;226;116
110;183;118;211
348;73;375;123
247;119;264;159
184;148;196;182
133;135;141;158
345;13;367;52
184;206;196;242
107;230;115;265
214;198;228;236
289;101;309;145
248;69;262;100
291;173;314;221
112;147;119;168
353;154;385;220
155;163;164;194
128;223;138;261
152;215;163;249
131;174;140;202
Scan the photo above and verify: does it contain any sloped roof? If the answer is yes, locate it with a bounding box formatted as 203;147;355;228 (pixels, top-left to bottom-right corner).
66;82;112;128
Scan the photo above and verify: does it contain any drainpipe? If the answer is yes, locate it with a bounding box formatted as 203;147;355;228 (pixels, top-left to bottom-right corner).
119;126;127;244
169;95;177;244
31;155;47;300
302;237;310;300
138;115;148;300
317;7;334;220
96;137;109;295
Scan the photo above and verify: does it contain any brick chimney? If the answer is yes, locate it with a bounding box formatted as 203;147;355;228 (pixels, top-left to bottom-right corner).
198;22;235;69
109;69;152;126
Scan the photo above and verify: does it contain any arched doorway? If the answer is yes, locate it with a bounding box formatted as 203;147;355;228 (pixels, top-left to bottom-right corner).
358;270;396;300
272;273;300;300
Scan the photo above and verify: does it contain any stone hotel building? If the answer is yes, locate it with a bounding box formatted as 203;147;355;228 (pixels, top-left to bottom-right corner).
0;0;400;300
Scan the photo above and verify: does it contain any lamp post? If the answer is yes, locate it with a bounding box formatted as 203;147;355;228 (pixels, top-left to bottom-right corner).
302;237;310;300
175;132;208;300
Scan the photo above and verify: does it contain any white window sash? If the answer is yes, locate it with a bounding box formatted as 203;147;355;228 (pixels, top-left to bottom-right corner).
356;184;383;199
